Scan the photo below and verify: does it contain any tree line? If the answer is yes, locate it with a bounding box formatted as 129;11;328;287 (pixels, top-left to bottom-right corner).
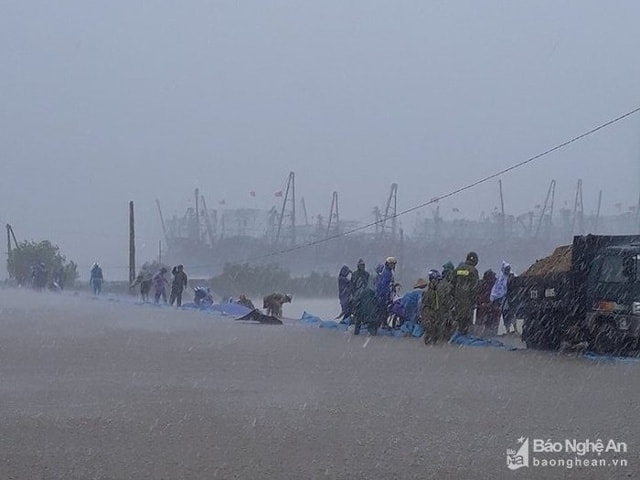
4;240;338;299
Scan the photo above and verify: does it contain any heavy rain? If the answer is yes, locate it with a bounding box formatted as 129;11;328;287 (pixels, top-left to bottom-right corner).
1;1;639;478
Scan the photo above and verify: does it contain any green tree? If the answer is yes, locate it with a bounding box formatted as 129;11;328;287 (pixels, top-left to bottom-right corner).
7;240;79;289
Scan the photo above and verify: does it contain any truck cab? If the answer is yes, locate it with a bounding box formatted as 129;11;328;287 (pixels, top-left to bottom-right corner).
585;245;640;353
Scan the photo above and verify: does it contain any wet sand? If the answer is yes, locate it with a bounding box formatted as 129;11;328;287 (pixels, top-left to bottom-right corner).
0;289;637;479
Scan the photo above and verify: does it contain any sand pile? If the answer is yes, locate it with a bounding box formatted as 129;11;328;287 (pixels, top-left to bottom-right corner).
521;244;572;276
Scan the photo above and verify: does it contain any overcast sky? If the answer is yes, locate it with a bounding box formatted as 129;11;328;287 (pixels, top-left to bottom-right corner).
2;1;639;279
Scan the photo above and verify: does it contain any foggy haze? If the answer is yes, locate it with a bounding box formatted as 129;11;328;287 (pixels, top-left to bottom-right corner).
2;1;639;280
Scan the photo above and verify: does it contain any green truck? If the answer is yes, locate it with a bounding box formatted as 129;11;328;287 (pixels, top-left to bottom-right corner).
509;234;640;355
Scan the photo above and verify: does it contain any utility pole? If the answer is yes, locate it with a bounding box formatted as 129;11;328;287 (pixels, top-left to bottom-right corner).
129;201;135;286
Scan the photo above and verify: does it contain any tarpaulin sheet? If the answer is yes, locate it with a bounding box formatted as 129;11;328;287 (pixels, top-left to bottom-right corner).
448;331;522;351
582;352;640;363
181;302;252;316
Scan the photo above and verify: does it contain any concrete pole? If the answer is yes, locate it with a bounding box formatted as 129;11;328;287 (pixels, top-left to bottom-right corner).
129;201;135;286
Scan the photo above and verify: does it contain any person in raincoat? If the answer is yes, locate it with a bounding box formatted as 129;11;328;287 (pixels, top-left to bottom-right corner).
399;277;428;337
350;259;372;334
441;261;456;283
421;269;453;344
193;286;214;307
169;265;188;307
262;293;292;318
352;287;378;336
153;267;169;304
491;261;518;335
32;262;49;291
336;265;352;320
90;263;104;296
350;259;370;299
236;294;255;310
130;268;152;302
374;257;397;333
476;269;500;336
451;251;480;335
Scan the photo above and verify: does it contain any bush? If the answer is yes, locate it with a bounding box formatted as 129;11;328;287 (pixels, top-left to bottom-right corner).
210;263;335;298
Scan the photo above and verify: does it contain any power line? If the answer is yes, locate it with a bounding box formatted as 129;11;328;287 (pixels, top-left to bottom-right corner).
247;105;640;262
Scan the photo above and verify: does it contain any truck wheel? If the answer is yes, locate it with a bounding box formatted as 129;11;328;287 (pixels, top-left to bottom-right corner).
594;323;619;356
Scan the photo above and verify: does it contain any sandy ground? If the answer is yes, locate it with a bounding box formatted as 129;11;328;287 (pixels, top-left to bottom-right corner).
0;289;637;480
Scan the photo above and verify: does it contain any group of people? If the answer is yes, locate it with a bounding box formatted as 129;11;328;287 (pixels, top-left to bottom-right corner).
130;264;189;307
128;261;282;316
337;251;517;342
28;262;65;292
129;264;261;312
337;256;400;336
31;262;50;291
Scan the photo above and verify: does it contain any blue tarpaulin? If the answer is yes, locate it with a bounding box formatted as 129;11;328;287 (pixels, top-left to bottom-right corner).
283;312;638;361
181;302;252;316
300;312;350;331
149;303;638;362
400;321;424;338
448;331;522;351
582;352;640;363
300;312;407;336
